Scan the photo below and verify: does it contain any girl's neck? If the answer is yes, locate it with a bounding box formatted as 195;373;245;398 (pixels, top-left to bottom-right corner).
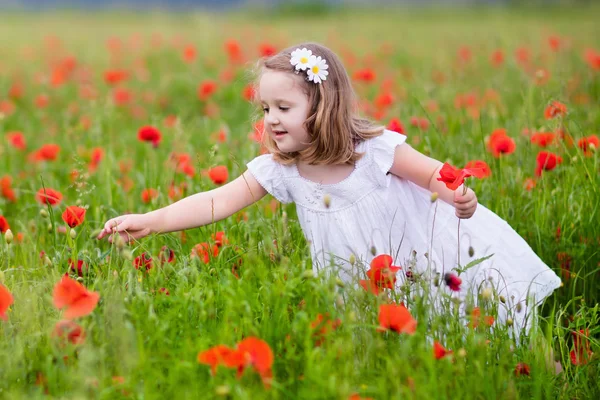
296;160;355;185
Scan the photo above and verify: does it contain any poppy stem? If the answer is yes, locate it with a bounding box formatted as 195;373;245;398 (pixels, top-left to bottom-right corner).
457;219;461;270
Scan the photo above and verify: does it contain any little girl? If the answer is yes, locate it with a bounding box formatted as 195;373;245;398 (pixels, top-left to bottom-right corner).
98;43;561;337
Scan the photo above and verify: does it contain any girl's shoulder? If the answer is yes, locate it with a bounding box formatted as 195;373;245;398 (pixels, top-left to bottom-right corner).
356;129;408;181
246;153;294;204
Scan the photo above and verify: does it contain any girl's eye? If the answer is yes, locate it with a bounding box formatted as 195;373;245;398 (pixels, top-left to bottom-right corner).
262;108;269;113
279;107;289;112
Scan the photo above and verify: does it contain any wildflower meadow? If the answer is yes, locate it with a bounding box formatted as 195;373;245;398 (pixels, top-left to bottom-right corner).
0;5;599;399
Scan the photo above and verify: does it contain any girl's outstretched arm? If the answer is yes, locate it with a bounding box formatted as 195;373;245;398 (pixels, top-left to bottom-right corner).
97;171;267;242
388;144;478;218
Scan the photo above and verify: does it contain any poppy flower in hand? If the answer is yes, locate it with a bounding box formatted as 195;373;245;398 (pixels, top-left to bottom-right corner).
437;163;487;191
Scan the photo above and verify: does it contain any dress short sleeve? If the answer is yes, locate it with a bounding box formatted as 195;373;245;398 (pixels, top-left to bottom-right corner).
369;129;407;184
246;154;292;204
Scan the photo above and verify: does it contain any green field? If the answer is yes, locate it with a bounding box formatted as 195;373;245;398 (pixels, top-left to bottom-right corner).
0;6;599;399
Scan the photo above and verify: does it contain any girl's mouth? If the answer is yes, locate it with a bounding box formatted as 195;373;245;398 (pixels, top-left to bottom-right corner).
273;131;288;138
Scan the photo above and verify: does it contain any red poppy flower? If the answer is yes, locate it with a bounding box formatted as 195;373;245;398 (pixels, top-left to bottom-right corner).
0;216;9;234
35;144;61;161
6;131;27;150
353;68;376;82
570;329;593;365
577;135;599;156
198;344;237;375
112;87;133;106
0;284;14;321
514;362;530;376
515;47;531;65
523;177;536;191
487;129;516;157
467;307;495;329
224;39;243;64
62;206;86;228
584;48;600;70
182;45;197;63
310;313;342;346
359;254;401;295
0;176;16;203
490;49;504;67
378;303;417;334
69;259;87;277
137;126;162;147
535;151;563;176
259;42;277;57
437;163;487;191
211;231;228;247
35;94;49;108
548;35;561;52
159;246;175;264
52;276;100;319
198;80;217;101
104;69;129;85
141;188;158;203
36;188;63;206
433;341;453;359
544;101;567;120
133;253;153;271
530;132;556;147
192;242;219;263
242;84;255;102
444;272;462;291
230;337;274;385
52;320;86;345
208;166;228;185
464;160;491;178
387;118;405;134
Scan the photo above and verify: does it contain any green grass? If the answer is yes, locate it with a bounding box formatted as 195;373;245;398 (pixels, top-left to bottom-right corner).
0;6;599;399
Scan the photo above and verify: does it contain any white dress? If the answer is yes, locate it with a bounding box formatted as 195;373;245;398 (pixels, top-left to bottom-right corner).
247;129;562;334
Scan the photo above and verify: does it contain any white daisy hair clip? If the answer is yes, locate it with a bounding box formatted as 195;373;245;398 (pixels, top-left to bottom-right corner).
290;47;329;84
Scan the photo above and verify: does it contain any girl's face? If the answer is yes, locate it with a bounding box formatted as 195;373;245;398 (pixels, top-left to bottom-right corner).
259;70;311;154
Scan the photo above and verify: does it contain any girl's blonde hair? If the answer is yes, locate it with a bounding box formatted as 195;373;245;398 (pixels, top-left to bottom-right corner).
253;42;384;165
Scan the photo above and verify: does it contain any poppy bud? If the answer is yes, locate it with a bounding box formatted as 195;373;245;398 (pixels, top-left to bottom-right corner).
430;192;439;202
47;224;52;233
43;255;53;266
323;194;331;208
499;295;506;304
348;311;357;322
4;229;13;244
301;270;314;279
349;254;356;266
215;386;230;396
70;229;77;239
515;303;523;313
76;276;84;283
335;278;345;288
335;295;344;307
40;209;49;218
457;348;467;358
481;287;492;300
120;249;133;260
468;246;475;257
370;246;377;256
115;234;125;250
433;273;440;287
507;317;514;326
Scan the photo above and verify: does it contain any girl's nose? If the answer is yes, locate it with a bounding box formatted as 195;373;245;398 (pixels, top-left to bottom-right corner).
265;113;279;126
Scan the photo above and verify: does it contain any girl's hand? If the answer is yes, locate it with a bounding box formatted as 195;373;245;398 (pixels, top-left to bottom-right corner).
96;214;153;243
454;187;478;219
